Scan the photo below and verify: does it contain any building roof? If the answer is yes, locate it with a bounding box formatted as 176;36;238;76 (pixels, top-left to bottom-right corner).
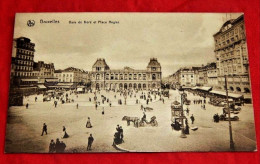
92;58;110;69
213;14;244;37
54;69;62;73
147;58;161;68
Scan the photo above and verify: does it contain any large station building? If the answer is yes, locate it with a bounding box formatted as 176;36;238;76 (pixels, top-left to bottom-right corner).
90;58;162;90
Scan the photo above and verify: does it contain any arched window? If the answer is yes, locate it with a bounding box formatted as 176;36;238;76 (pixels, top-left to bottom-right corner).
152;74;156;80
244;88;250;93
96;74;100;80
236;87;241;92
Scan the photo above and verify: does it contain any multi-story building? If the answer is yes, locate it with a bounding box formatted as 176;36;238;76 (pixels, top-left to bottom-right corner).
198;65;207;86
82;70;90;84
90;58;162;90
11;37;37;86
206;63;218;87
167;67;196;88
33;61;55;83
54;67;89;84
213;14;250;93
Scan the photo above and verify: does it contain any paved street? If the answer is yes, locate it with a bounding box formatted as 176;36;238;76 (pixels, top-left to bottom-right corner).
5;89;256;153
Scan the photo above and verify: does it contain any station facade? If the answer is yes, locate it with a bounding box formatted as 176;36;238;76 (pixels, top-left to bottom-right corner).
90;58;162;90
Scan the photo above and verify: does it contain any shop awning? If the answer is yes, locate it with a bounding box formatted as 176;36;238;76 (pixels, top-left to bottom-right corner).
21;78;38;82
56;83;74;86
182;86;192;89
38;85;46;89
45;78;58;82
210;90;243;99
192;87;199;90
197;87;212;91
77;88;83;92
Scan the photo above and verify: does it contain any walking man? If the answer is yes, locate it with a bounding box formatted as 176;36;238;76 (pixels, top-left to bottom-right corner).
87;134;94;151
41;123;47;136
190;114;195;124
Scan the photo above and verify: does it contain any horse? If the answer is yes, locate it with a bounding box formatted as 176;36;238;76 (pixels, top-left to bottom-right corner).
122;116;139;126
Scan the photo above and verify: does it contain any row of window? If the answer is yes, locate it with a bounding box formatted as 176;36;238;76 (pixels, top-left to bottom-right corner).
17;60;33;66
16;54;34;60
220;57;246;65
94;73;160;80
17;49;34;55
219;65;249;74
182;74;194;78
15;66;33;71
14;72;37;77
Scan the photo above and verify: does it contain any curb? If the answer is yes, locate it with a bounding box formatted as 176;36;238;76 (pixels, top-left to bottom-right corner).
113;144;137;152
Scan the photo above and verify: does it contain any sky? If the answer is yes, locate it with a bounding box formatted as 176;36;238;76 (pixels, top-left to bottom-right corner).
14;13;242;77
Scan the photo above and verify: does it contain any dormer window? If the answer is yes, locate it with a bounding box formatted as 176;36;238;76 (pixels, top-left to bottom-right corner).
152;67;156;71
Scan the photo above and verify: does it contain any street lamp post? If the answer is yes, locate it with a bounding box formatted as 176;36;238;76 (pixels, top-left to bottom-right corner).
178;86;187;138
224;75;235;150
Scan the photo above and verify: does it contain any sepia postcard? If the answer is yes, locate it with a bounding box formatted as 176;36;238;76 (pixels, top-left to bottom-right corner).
5;13;256;153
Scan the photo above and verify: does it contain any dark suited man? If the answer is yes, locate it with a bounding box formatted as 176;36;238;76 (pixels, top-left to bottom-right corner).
87;134;94;151
41;123;47;136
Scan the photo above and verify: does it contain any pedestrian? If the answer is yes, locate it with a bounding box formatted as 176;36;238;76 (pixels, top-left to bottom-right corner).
54;101;57;108
76;103;79;109
86;117;92;128
190;114;195;124
213;114;217;122
186;107;190;116
185;124;190;134
26;103;29;109
102;107;105;115
142;112;147;123
49;139;56;153
60;141;66;153
95;103;98;110
35;97;37;102
116;125;120;132
119;126;124;143
41;123;47;136
216;113;220;123
87;134;94;151
62;126;69;138
55;138;61;153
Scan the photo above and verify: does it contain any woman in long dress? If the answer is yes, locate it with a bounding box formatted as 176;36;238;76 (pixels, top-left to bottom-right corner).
86;117;92;128
62;126;69;138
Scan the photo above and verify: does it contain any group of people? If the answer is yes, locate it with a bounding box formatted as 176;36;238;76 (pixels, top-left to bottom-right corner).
41;123;69;152
49;138;66;153
113;125;124;146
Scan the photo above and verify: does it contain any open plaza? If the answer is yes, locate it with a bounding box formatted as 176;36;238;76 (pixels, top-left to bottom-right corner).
5;89;256;153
